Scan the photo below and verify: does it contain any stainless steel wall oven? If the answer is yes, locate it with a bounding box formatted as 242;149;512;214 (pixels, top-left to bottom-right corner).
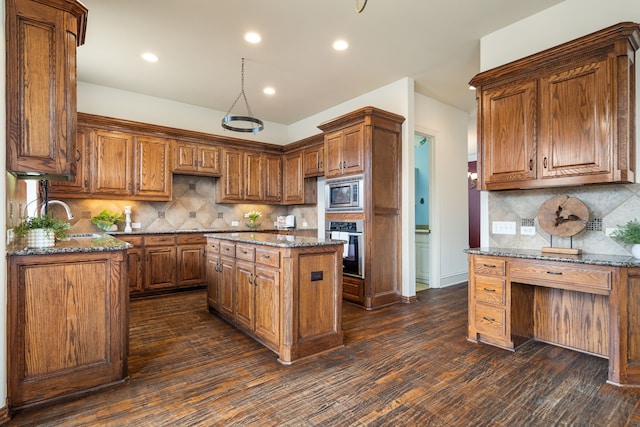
326;219;364;279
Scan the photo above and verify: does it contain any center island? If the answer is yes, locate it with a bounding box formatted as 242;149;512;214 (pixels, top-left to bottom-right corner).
204;232;345;364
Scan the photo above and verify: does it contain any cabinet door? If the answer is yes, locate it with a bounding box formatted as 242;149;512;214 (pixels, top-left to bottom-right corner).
6;0;85;178
263;154;282;203
244;152;264;201
199;146;221;176
235;260;255;331
145;246;177;290
539;58;612;180
282;151;304;204
342;123;365;176
325;131;345;178
253;264;280;349
174;141;198;173
218;256;236;319
481;80;537;188
126;247;144;294
93;130;133;196
178;244;206;287
219;148;244;202
134;136;172;200
304;145;324;177
48;127;92;195
206;254;220;309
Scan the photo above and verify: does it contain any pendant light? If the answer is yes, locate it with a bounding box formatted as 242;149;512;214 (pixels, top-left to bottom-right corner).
221;58;264;133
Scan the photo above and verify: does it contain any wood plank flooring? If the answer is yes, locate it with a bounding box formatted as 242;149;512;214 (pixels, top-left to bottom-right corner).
7;284;640;426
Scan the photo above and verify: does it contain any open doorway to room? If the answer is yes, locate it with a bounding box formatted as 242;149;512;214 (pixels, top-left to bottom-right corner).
414;133;432;291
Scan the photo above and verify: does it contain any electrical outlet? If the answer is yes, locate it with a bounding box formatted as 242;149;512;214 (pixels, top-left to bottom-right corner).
492;221;516;235
131;222;141;229
231;221;239;227
6;229;14;245
521;226;536;236
605;227;619;237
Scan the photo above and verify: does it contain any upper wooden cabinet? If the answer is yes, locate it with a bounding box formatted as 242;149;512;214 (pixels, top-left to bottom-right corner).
304;144;325;177
174;141;220;176
470;22;640;190
133;136;173;199
323;123;365;178
282;150;317;205
218;148;283;203
93;130;134;197
263;154;283;203
6;0;88;179
47;127;92;195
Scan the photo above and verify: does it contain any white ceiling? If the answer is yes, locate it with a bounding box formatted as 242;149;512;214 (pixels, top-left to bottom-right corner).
77;0;563;126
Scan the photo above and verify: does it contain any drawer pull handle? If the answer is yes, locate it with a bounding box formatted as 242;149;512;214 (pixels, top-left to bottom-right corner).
241;250;248;254
482;316;495;323
261;255;270;259
483;264;496;268
483;288;496;292
546;271;563;275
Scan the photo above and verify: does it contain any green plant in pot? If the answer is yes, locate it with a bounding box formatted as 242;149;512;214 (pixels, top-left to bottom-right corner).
610;219;640;259
13;214;71;248
92;210;125;231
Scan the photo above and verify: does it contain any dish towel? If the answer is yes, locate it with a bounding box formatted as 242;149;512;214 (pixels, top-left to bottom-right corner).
330;231;350;258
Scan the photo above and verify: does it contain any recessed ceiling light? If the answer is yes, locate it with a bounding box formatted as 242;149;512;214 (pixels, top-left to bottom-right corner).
263;87;276;95
333;40;348;51
469;85;476;90
142;52;159;63
245;32;261;44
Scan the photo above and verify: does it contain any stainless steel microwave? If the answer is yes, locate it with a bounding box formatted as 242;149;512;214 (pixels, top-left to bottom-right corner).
325;175;364;212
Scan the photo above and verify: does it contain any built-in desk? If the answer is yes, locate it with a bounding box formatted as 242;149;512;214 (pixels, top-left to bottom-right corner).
466;248;640;387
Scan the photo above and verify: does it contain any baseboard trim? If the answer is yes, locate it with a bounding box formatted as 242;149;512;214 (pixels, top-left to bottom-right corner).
0;403;11;425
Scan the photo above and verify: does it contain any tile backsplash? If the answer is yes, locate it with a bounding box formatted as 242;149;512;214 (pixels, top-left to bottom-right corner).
52;175;318;234
488;183;640;256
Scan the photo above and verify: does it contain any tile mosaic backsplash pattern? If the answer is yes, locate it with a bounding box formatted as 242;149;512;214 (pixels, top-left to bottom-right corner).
58;175;318;234
488;183;640;256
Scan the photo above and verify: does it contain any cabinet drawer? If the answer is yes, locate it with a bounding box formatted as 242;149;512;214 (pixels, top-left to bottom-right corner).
236;244;255;261
508;260;611;293
475;276;505;305
474;256;506;276
117;235;143;246
206;239;220;254
178;234;206;245
220;242;236;257
145;235;177;246
256;247;280;268
475;304;506;338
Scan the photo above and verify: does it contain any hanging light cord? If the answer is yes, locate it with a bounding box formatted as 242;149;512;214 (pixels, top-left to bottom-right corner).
223;58;255;119
355;0;368;13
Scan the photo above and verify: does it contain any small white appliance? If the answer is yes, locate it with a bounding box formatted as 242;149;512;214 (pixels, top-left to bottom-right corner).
277;214;295;229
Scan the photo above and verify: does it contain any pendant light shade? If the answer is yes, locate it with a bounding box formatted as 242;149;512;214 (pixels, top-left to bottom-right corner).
221;58;264;133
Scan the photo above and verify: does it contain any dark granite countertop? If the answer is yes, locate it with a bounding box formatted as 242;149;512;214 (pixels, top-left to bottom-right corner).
204;232;344;249
7;233;132;256
465;247;640;268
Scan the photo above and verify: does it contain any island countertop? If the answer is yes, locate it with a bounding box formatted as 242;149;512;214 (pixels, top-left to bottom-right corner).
7;233;132;256
465;247;640;268
204;232;345;249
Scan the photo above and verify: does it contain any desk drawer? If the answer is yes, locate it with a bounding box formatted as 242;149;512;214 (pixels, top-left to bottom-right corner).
509;260;611;293
474;256;506;276
475;304;506;338
475;276;505;305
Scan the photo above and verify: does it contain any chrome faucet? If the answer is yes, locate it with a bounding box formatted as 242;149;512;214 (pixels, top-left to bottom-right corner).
41;200;74;220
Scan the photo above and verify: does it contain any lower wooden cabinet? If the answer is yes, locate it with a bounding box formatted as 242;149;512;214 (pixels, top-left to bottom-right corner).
119;233;206;297
206;236;344;364
7;250;129;409
343;275;364;305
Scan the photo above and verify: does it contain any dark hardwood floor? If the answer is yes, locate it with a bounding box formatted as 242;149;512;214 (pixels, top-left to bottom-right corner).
7;284;640;426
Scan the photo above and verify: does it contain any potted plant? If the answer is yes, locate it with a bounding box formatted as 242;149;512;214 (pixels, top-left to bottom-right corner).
13;214;71;248
244;210;262;230
611;219;640;259
92;210;125;231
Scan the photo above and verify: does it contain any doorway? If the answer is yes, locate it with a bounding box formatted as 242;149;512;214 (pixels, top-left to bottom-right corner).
414;133;432;291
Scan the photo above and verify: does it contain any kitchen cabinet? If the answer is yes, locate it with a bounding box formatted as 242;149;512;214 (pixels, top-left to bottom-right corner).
6;0;87;179
218;148;265;202
304;144;324;177
467;250;640;387
415;230;430;284
320;107;405;310
323;123;365;178
133;136;173;200
235;244;280;349
7;249;128;409
92;129;135;197
47;127;92;195
282;150;317;205
122;235;144;294
470;22;640;190
143;235;177;291
177;234;207;287
263;154;283;203
174;140;220;176
206;234;344;364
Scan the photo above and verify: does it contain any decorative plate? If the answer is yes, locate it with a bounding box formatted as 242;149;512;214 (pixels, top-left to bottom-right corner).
538;195;589;238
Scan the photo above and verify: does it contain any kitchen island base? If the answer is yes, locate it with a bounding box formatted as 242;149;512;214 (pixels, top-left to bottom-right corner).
206;233;344;364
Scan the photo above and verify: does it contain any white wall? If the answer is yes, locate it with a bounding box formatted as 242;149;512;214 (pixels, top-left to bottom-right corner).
415;94;470;287
78;82;290;145
477;0;640;247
